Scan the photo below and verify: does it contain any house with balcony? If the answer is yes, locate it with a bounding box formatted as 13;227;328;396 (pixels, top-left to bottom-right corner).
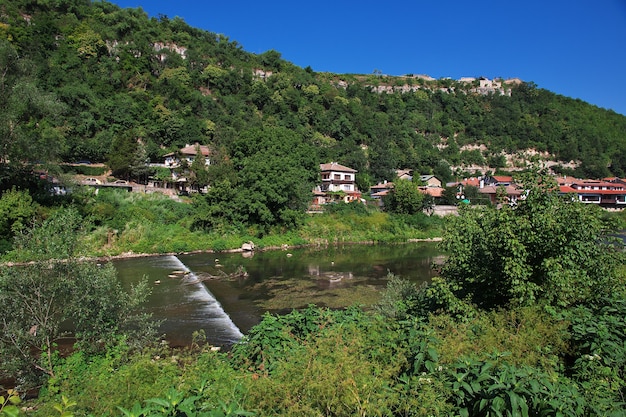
478;185;524;205
483;175;513;187
370;180;394;199
396;169;413;181
312;162;361;207
368;181;394;208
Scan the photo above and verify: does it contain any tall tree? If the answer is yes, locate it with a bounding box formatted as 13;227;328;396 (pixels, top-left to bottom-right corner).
108;131;138;179
187;144;210;191
197;126;319;231
129;141;151;184
383;179;426;215
0;188;38;253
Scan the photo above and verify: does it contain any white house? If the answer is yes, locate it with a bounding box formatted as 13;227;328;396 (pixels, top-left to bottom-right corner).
312;162;361;206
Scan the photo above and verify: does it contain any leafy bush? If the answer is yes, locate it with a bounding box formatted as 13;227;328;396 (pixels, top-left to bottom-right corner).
0;188;39;254
0;207;157;389
438;355;587;417
374;272;422;320
438;173;624;310
322;200;370;215
230;306;366;374
562;296;626;414
38;340;251;417
429;307;569;371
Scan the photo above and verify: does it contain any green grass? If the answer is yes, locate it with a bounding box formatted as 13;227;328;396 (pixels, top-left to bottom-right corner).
66;190;444;258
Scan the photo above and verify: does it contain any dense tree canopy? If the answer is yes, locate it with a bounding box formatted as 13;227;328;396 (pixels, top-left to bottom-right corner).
193;126;319;231
383;179;427;214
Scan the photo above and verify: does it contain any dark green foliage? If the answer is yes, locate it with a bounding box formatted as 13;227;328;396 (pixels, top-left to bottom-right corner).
322;200;369;215
0;188;38;253
438;173;624;310
108;130;139;179
118;386;255;417
194;126;318;231
383;178;427;214
0;38;65;189
8;205;84;261
441;185;460;205
229;305;365;374
438;355;587;417
561;296;626;413
59;164;107;176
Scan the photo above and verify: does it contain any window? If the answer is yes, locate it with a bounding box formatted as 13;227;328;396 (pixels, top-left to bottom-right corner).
344;174;351;180
334;174;340;180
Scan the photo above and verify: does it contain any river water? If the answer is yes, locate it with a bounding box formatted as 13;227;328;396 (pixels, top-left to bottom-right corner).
113;242;442;347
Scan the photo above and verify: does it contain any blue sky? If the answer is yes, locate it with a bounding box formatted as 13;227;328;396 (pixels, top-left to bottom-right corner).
110;0;626;116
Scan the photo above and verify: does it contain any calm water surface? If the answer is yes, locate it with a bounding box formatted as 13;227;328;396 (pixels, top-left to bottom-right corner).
113;242;442;347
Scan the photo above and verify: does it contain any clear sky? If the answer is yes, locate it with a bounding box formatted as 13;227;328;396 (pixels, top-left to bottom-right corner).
110;0;626;116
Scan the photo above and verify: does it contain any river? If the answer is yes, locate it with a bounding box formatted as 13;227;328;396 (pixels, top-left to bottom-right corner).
113;242;442;347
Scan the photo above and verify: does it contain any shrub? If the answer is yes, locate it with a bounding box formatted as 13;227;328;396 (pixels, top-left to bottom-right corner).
562;296;626;414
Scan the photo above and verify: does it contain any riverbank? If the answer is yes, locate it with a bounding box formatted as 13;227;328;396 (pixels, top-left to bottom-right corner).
0;190;444;263
1;238;444;268
102;237;444;259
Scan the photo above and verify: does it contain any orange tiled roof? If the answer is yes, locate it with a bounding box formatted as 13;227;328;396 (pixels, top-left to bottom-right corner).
478;185;523;195
419;186;444;197
461;178;481;187
180;143;210;157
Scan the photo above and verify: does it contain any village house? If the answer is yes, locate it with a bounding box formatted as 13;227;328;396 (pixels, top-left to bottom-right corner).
369;173;444;207
560;179;626;207
420;186;444;199
478;185;524;205
419;174;442;188
312;162;361;207
151;143;211;194
396;169;413;181
483;175;513;187
163;143;211;168
369;180;394;200
454;174;626;209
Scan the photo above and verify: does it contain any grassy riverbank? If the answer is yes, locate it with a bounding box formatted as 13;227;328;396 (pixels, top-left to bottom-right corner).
3;189;443;262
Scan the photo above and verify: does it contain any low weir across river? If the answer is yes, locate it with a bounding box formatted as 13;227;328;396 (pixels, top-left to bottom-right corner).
114;255;244;347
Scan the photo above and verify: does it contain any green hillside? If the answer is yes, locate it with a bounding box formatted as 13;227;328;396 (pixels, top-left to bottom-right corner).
2;0;626;191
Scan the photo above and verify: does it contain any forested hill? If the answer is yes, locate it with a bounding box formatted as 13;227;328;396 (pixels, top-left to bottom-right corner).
2;0;626;189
